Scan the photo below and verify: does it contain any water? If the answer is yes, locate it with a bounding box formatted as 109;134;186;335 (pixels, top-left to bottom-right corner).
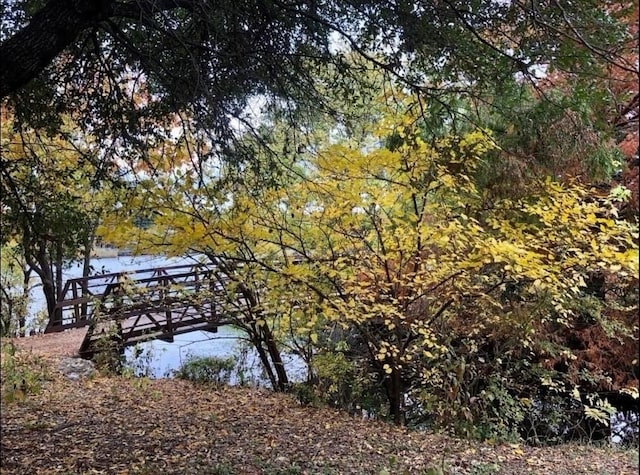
124;326;306;384
124;327;262;381
25;255;306;384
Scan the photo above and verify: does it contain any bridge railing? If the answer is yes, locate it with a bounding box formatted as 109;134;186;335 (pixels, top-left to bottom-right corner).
45;262;219;332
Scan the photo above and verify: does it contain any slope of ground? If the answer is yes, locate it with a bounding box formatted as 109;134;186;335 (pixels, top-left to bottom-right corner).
1;333;638;474
10;328;88;357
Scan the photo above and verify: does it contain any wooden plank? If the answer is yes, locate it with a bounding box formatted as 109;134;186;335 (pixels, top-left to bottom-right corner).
85;316;218;343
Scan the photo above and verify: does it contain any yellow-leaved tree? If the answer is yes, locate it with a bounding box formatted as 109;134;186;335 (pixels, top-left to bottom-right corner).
264;101;637;429
99;97;638;438
1;107;123;330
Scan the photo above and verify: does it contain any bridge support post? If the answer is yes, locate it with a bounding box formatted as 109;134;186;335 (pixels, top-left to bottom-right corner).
163;277;173;339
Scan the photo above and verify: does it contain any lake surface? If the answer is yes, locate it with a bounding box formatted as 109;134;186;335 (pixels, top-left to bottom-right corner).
26;255;305;383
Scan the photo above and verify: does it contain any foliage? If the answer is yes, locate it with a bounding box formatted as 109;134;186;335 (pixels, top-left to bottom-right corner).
1;112;105;250
309;352;360;408
123;344;163;379
0;342;49;403
0;244;29;337
472;84;628;197
1;0;635;181
90;316;126;375
96;88;638;440
0;108;123;320
2;357;638;473
292;351;385;415
174;355;236;386
270;102;637;432
3;0;636;444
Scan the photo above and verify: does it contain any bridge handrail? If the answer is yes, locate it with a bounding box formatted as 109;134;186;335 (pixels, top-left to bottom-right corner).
62;262;214;286
56;263;214;298
48;262;218;329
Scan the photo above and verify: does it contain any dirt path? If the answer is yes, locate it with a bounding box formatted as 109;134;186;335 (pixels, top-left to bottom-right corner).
10;329;87;357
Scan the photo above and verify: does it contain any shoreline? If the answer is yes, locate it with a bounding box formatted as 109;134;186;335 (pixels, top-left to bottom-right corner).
90;246;131;258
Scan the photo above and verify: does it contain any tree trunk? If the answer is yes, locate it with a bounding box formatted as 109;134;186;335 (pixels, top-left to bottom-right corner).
0;0;117;97
42;276;57;322
81;231;94;318
34;248;57;321
261;323;289;391
0;286;14;337
82;231;93;278
55;241;64;301
385;366;403;425
250;330;279;390
233;272;289;391
209;255;290;391
0;0;196;98
19;267;31;337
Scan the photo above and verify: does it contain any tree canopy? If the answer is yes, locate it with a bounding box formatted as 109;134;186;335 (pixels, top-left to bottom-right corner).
1;0;637;160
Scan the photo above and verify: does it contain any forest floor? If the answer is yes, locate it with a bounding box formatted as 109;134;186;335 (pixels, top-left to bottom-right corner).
1;331;638;475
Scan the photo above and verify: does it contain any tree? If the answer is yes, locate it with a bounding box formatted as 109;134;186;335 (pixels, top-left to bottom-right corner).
0;243;30;337
96;121;299;391
271;104;638;429
0;108;122;325
1;0;635;167
98;95;638;434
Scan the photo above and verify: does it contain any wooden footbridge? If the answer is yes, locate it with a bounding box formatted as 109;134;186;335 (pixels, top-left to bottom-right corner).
44;263;238;358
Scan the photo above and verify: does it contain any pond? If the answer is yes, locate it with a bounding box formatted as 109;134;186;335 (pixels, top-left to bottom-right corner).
25;255;306;384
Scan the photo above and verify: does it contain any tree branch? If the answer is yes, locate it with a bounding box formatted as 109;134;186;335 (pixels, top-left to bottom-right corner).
0;0;117;97
0;0;197;98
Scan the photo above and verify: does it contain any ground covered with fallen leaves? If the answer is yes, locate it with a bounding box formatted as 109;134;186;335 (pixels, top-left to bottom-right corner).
1;333;638;474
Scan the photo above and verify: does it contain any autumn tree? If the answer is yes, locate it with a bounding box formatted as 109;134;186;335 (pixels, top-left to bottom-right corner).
469;3;638;205
267;104;638;431
96;120;301;391
1;0;635;176
98;92;638;439
0;109;122;325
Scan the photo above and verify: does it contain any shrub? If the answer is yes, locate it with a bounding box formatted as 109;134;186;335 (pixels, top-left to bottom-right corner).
0;341;49;403
174;355;235;385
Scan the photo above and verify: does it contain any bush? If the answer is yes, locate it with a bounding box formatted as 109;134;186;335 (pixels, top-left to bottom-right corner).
0;342;49;403
294;351;385;418
91;322;126;375
174;355;235;385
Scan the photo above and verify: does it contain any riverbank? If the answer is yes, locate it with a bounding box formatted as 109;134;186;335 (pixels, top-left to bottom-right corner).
90;246;132;258
1;339;638;474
